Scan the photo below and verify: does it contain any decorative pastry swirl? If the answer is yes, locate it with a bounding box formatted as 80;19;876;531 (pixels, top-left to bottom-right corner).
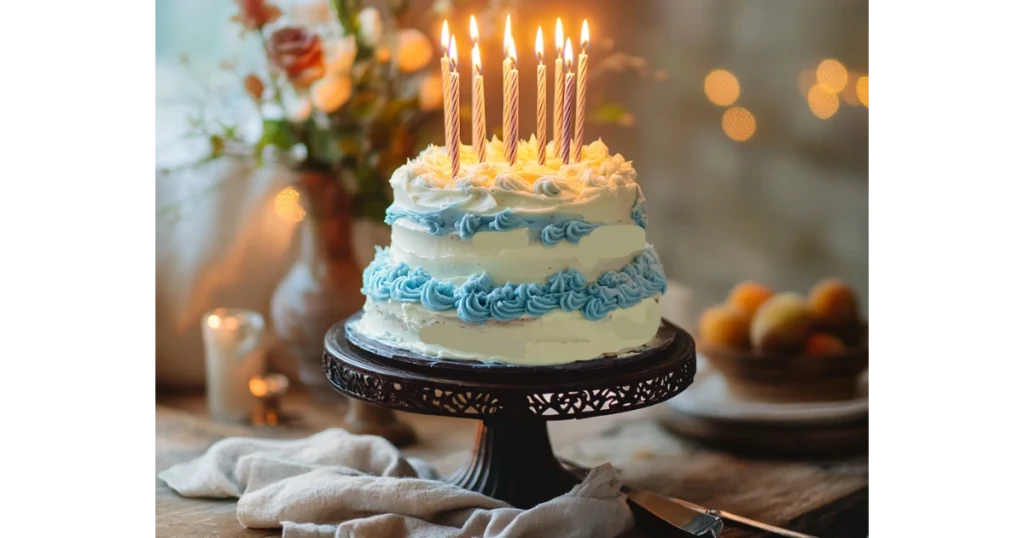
386;207;601;246
361;246;667;323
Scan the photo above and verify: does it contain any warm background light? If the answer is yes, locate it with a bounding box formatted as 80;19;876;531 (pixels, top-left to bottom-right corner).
705;69;740;107
856;75;869;107
816;59;848;94
841;74;862;106
722;106;756;141
807;84;839;119
274;186;306;223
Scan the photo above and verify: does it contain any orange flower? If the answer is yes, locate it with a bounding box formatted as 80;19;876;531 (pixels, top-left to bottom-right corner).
230;0;282;31
266;27;325;89
243;74;265;102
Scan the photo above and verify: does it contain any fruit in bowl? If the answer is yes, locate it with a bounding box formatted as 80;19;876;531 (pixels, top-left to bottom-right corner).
697;279;867;403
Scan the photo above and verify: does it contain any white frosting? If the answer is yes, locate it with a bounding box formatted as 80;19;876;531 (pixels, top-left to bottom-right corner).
390;137;640;223
356;137;663;366
389;220;647;284
356;298;662;365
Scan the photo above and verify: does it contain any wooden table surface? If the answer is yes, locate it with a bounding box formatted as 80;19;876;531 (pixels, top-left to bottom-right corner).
156;392;867;538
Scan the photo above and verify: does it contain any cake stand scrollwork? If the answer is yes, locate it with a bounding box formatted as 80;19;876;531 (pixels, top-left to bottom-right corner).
322;312;697;509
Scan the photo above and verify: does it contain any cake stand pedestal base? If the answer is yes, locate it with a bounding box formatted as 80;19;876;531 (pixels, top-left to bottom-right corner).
322;312;696;509
450;420;580;508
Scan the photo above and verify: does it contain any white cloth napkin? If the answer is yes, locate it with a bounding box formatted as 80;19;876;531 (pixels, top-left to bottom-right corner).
158;428;634;538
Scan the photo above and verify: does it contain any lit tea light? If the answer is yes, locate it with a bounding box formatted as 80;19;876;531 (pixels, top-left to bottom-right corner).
249;374;290;427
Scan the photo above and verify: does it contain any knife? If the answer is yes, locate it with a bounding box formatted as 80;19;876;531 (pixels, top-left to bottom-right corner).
560;459;817;538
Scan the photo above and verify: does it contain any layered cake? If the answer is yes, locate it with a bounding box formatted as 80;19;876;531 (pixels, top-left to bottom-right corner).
352;137;667;365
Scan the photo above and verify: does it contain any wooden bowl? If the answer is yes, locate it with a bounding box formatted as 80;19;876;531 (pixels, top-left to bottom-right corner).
699;326;868;404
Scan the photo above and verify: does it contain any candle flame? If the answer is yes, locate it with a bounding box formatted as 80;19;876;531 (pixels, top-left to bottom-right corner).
207;315;221;329
504;15;515;61
441;20;450;52
564;38;573;68
470;15;479;44
472;43;482;73
535;27;544;60
448;36;458;69
555;18;564;54
249;377;268;397
581;20;590;50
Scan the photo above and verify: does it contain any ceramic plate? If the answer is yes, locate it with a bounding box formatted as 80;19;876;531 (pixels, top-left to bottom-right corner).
667;355;868;425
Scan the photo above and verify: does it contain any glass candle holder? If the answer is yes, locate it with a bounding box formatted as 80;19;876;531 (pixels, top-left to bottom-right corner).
201;308;267;423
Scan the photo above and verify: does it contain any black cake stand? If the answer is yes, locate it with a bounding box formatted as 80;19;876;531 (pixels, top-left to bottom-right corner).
322;312;697;509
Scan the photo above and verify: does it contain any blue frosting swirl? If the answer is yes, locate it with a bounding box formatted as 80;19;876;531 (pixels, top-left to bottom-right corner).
631;191;648;230
385;206;601;246
361;246;667;323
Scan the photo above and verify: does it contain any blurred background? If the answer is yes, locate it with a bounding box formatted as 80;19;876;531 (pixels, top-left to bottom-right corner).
156;0;867;389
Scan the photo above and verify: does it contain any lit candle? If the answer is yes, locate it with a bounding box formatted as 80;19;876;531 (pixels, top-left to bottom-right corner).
535;27;546;165
561;38;575;166
573;20;589;163
553;18;565;160
441;21;451;140
470;17;486;163
201;308;267;423
502;15;519;164
446;36;461;177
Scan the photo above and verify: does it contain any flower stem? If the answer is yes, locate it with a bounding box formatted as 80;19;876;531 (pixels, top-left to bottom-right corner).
259;30;289;116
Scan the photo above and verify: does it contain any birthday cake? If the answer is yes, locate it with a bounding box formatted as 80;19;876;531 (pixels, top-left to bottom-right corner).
352;137;666;365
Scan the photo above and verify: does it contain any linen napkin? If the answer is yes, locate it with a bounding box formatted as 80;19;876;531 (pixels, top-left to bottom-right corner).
158;428;634;538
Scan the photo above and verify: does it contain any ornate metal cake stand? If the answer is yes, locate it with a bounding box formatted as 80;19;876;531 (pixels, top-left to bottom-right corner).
322;312;697;509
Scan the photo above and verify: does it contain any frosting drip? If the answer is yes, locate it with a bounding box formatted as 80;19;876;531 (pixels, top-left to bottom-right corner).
385;206;600;246
361;246;667;323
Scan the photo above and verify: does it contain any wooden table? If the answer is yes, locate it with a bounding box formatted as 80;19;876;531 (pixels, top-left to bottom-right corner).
156;392;867;538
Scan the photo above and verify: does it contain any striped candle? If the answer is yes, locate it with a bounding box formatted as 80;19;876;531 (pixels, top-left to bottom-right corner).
561;38;575;166
446;38;461;177
472;44;486;163
502;16;519;165
553;18;565;161
573;20;589;163
536;27;547;166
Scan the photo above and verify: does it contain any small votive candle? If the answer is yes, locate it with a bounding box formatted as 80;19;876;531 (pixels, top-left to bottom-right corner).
249;374;290;426
201;308;267;423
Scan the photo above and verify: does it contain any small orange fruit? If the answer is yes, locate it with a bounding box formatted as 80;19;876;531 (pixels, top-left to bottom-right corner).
804;333;846;356
699;305;751;348
726;281;775;317
808;279;860;330
750;292;813;352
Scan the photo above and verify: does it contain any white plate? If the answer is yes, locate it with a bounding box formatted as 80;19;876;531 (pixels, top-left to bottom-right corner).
667;355;869;425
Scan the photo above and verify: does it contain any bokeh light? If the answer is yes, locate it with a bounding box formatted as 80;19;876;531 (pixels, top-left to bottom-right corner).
816;59;848;94
722;107;756;141
274;186;307;223
841;74;861;106
807;84;840;119
856;76;869;107
704;69;740;107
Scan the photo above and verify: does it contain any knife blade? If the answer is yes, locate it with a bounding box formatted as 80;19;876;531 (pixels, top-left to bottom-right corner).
559;459;818;538
626;488;724;537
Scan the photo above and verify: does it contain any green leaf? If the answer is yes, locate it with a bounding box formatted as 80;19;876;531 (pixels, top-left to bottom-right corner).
258;118;299;150
307;126;342;164
209;135;225;158
591;102;631;124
